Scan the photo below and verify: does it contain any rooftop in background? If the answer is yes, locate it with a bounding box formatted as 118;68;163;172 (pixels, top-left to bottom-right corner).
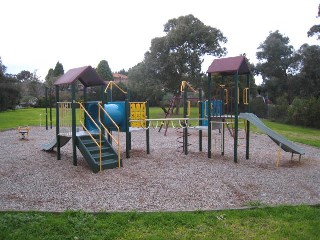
207;56;251;76
54;66;105;87
112;73;128;84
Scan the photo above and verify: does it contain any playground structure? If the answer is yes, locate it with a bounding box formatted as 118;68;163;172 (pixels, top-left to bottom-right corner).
205;56;304;164
42;56;305;173
41;66;150;173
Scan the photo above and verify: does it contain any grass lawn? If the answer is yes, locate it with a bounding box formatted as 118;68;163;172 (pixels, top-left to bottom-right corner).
250;119;320;148
0;108;55;131
1;205;319;239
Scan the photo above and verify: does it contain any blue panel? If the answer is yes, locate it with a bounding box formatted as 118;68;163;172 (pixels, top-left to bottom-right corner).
85;101;100;132
201;100;223;126
104;101;126;132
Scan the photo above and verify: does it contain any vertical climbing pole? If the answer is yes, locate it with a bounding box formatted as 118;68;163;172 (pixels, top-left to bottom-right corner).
45;87;48;130
207;73;212;158
198;88;203;152
125;90;130;158
233;72;239;163
221;76;225;156
245;74;251;160
71;83;77;166
49;88;53;129
55;85;61;160
146;100;150;154
183;83;188;155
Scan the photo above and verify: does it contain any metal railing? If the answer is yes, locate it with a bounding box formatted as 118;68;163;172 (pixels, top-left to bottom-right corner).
98;102;121;169
78;102;103;172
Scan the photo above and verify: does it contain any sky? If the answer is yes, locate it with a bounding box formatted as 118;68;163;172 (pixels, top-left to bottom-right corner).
1;0;319;85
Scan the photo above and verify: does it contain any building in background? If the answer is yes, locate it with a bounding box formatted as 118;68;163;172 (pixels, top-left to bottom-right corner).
112;73;128;85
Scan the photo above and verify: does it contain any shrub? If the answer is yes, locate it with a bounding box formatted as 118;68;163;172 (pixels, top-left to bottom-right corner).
287;97;320;128
268;96;289;123
250;97;268;118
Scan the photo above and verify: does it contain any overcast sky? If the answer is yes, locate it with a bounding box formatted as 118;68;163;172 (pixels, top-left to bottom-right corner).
1;0;319;84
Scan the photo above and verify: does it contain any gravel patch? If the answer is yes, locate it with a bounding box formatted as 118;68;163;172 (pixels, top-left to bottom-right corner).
0;126;319;212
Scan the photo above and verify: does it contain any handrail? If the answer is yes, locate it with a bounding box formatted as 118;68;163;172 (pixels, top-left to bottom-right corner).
243;88;249;105
98;103;121;168
104;81;127;94
78;102;103;172
224;89;228;105
186;100;191;117
180;81;197;93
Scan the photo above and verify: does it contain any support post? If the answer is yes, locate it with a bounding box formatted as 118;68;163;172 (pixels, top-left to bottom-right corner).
49;88;52;129
183;83;188;155
125;92;130;158
222;118;225;156
45;87;48;130
233;73;239;163
55;85;61;160
71;83;77;166
146;100;150;154
207;73;212;158
198;88;202;152
245;74;250;160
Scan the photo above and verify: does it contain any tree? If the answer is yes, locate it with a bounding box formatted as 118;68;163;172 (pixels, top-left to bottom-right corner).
0;57;7;78
128;62;164;105
16;70;33;82
307;4;320;40
144;14;227;93
255;30;294;103
0;57;21;111
53;61;64;77
290;44;320;98
96;60;113;81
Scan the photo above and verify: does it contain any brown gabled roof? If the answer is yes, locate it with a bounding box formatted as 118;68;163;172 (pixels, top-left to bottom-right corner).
207;56;250;75
54;66;105;87
113;73;128;79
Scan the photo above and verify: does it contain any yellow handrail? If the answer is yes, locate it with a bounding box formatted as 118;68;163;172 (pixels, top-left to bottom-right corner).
98;103;121;168
243;88;249;105
105;81;127;94
78;102;103;172
180;81;197;93
186;100;191;117
224;89;228;105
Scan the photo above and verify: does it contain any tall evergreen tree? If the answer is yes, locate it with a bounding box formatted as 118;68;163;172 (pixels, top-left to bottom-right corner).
255;31;294;103
53;61;64;77
96;60;113;81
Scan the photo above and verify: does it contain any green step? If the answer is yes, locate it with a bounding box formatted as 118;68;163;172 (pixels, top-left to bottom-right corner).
92;152;116;161
76;134;122;173
86;146;111;154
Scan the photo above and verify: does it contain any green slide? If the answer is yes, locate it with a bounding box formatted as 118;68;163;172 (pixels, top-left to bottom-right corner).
239;113;305;155
41;135;71;151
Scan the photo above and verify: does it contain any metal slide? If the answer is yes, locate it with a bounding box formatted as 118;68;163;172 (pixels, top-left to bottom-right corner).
239;113;305;155
41;135;71;151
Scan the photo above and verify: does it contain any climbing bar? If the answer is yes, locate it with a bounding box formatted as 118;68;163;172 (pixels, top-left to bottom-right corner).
186;100;191;117
243;88;249;105
224;89;228;105
180;81;197;93
104;81;127;94
57;102;72;135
